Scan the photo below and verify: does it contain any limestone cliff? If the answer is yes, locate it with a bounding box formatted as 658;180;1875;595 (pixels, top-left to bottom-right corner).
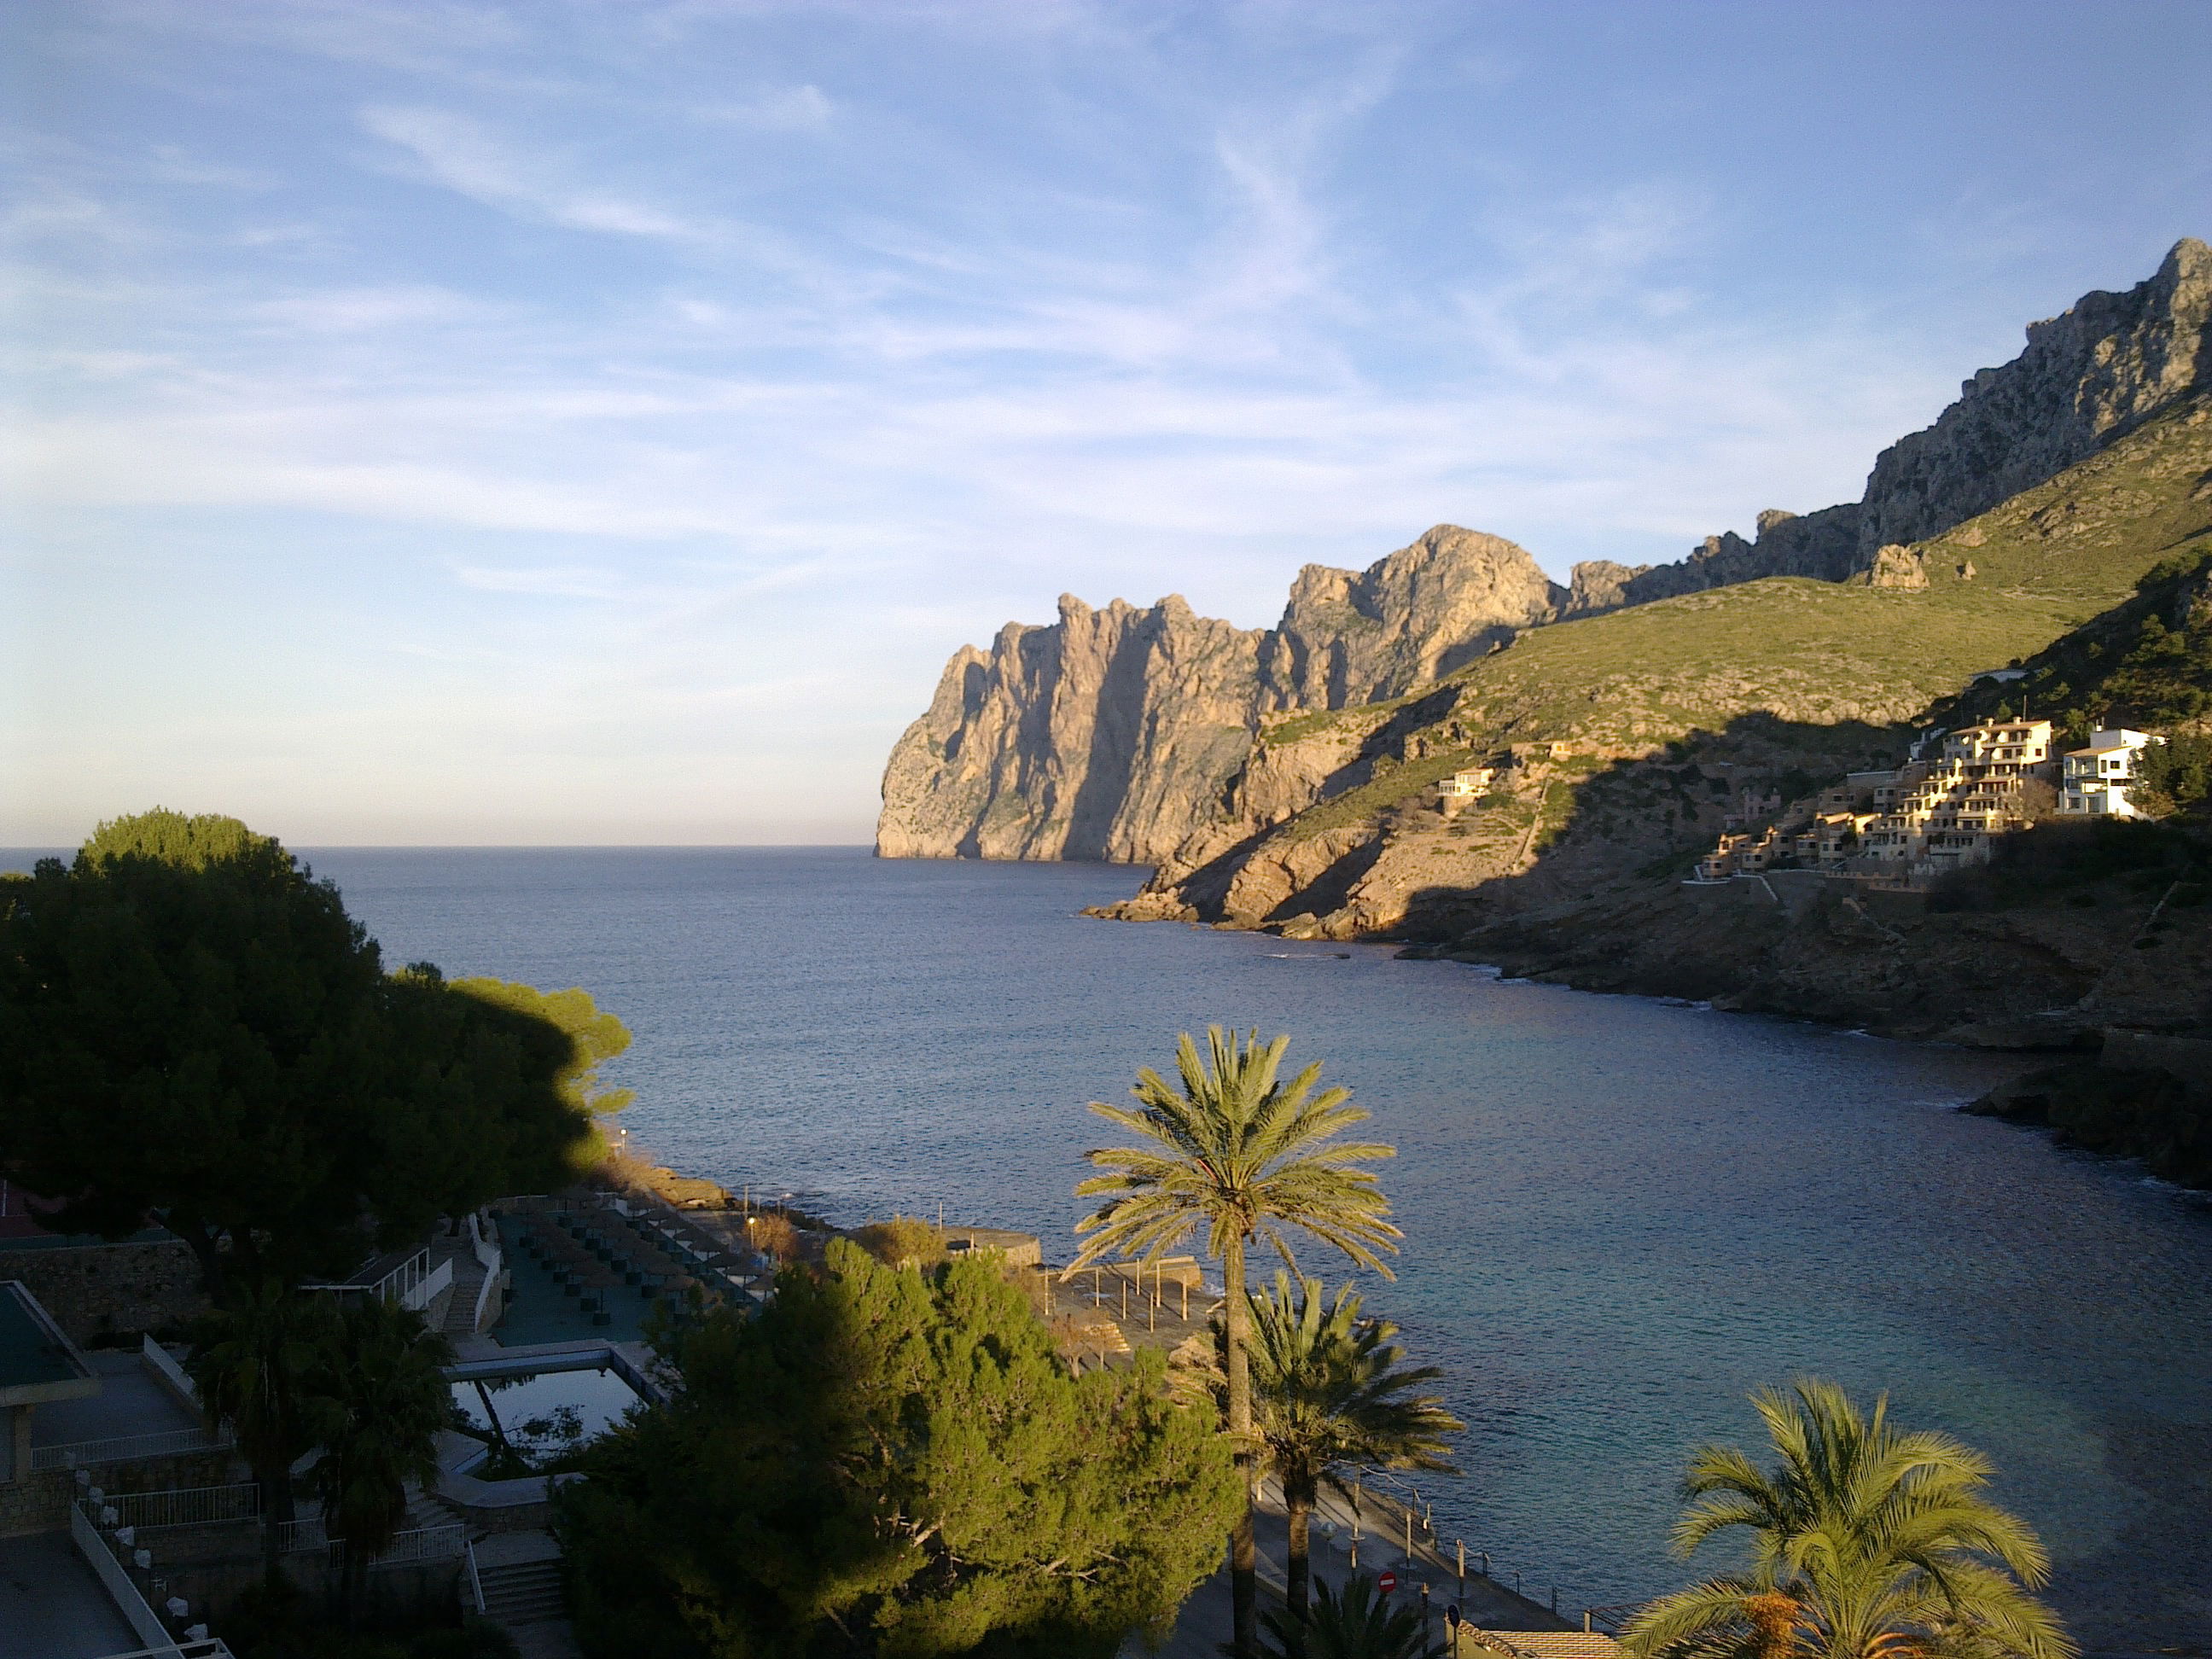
881;241;2212;867
876;527;1558;861
1262;527;1564;707
874;594;1266;863
1562;238;2212;614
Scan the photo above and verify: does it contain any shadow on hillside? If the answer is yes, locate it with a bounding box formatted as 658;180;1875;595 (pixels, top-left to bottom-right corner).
1390;709;1915;940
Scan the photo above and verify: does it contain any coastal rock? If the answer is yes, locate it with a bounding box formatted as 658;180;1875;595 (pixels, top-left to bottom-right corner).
881;242;2212;866
876;594;1266;863
877;528;1556;862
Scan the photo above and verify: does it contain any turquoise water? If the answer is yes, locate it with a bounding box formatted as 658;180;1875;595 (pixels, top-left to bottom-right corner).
288;848;2212;1646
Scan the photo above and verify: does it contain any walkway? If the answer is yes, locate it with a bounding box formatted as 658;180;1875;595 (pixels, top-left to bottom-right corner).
1141;1485;1573;1659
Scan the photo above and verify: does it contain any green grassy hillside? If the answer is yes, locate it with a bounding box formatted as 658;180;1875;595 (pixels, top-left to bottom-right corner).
1260;395;2212;846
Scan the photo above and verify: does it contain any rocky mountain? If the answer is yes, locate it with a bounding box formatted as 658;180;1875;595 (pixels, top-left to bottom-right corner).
1557;237;2212;613
1100;388;2212;939
876;527;1561;862
879;241;2212;866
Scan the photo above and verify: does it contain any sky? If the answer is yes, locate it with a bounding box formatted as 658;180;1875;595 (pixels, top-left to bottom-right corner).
4;2;2209;847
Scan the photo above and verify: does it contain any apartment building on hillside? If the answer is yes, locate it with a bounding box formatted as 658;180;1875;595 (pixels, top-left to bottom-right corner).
2059;729;2160;818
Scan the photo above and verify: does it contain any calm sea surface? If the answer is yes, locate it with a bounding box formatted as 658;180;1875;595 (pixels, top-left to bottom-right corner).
32;845;2205;1645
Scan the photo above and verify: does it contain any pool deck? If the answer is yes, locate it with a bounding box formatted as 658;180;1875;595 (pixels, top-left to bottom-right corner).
0;1532;140;1659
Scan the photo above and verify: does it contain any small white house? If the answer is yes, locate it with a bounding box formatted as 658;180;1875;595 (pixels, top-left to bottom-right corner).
1438;766;1496;799
2059;729;2160;818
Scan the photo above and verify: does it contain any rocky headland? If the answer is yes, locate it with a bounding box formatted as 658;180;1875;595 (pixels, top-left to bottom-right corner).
879;242;2212;1172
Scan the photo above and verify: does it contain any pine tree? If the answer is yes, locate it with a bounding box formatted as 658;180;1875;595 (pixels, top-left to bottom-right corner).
558;1240;1243;1659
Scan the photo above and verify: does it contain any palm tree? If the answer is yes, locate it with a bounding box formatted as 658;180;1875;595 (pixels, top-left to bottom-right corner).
1621;1378;2075;1659
1074;1026;1400;1659
308;1295;455;1623
1261;1574;1445;1659
1246;1273;1463;1619
186;1280;339;1583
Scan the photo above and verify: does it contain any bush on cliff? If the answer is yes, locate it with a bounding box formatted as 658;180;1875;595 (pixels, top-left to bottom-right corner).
556;1238;1241;1659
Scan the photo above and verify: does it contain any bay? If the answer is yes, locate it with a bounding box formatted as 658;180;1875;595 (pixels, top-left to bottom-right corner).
35;844;2209;1647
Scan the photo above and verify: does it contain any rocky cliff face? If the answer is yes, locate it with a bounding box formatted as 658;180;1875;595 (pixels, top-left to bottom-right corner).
1561;239;2212;615
875;594;1266;863
1856;236;2211;552
881;242;2212;864
1262;526;1564;707
876;527;1558;861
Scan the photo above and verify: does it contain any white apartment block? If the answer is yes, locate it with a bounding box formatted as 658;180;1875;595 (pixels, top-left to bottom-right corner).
2059;729;2160;818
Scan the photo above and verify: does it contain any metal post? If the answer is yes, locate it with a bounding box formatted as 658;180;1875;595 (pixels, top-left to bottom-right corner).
1458;1540;1465;1598
1551;1588;1559;1615
1405;1509;1413;1563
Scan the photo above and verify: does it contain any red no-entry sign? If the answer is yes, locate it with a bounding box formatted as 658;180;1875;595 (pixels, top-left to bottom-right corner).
1377;1571;1398;1594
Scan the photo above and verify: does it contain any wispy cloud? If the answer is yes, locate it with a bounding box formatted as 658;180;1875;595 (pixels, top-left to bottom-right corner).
358;104;712;241
13;0;2200;841
694;84;835;133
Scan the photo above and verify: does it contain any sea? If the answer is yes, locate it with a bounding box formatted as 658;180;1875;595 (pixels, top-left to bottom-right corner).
19;844;2210;1645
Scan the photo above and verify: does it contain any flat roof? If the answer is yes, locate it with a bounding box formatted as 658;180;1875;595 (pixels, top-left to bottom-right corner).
0;1281;99;1405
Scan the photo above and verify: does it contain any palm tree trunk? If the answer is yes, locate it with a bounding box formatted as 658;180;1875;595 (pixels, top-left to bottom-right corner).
1286;1485;1313;1621
257;1463;290;1586
1223;1230;1256;1659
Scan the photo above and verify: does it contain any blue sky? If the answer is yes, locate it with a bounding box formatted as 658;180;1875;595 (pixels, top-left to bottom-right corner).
5;2;2209;846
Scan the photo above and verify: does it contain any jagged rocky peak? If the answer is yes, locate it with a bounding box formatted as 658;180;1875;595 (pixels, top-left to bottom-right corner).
876;522;1563;862
1266;525;1563;708
1859;236;2211;551
1563;238;2211;615
876;588;1269;864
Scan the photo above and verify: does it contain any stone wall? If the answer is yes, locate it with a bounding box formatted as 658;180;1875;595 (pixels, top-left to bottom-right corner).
0;1448;236;1540
0;1240;207;1346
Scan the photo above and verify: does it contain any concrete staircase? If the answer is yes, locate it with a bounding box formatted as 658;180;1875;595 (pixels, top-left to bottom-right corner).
442;1243;492;1338
469;1528;579;1657
479;1556;565;1624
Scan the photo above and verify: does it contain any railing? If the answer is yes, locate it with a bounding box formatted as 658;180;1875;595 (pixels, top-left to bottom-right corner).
311;1246;450;1311
375;1522;467;1566
32;1424;230;1472
276;1515;330;1554
140;1336;200;1409
465;1536;486;1614
280;1516;466;1567
405;1254;455;1313
101;1481;259;1533
92;1643;234;1659
469;1213;504;1335
71;1499;176;1654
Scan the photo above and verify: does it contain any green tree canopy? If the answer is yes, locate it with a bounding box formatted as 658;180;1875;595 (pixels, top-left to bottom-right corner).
1241;1274;1461;1618
1073;1026;1399;1659
1621;1378;2073;1659
0;809;598;1288
450;978;635;1121
557;1238;1242;1659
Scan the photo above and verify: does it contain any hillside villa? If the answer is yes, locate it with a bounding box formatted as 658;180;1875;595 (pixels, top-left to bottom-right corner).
2061;729;2160;818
